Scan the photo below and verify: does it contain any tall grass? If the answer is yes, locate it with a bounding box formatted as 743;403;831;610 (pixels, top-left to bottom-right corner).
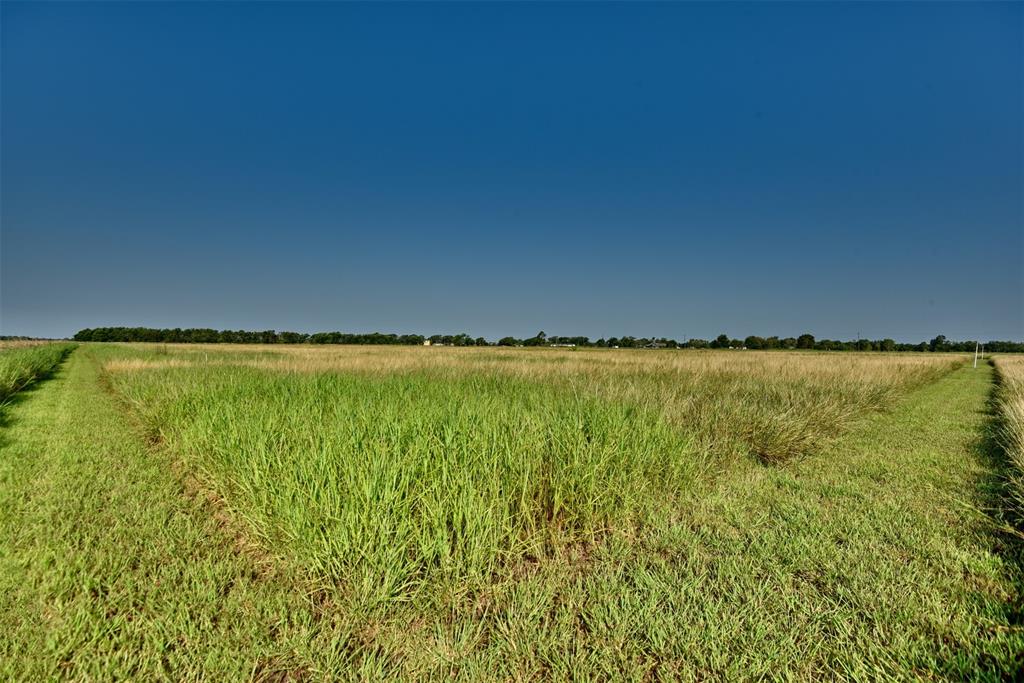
0;343;76;404
994;356;1024;518
106;344;962;464
108;365;693;610
100;345;963;614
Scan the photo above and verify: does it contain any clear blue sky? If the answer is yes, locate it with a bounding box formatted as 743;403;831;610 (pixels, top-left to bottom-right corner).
2;1;1021;341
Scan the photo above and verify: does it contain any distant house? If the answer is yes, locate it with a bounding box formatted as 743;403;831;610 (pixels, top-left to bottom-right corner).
550;343;576;348
423;340;431;346
644;341;666;349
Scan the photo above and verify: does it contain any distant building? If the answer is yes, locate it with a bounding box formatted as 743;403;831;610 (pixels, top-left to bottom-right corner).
423;340;431;346
550;343;576;348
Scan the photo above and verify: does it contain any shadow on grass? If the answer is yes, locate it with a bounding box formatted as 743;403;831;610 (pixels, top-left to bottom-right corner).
934;362;1024;676
978;362;1024;554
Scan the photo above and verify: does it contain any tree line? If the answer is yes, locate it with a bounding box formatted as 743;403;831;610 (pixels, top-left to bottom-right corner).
70;327;1024;353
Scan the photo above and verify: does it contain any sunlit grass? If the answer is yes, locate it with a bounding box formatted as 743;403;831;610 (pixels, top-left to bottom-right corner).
994;355;1024;518
4;344;1020;679
0;343;76;403
101;345;961;611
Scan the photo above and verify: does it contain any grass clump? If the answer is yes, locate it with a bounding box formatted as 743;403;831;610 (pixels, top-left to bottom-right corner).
105;363;696;611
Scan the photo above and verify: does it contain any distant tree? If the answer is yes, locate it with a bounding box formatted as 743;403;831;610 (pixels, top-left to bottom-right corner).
73;327;1013;353
744;335;765;350
986;340;1024;352
711;334;730;349
523;331;547;347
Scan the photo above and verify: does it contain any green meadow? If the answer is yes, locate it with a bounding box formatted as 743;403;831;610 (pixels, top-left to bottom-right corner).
1;343;1021;680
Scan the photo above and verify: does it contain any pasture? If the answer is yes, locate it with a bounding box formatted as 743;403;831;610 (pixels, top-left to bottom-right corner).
1;343;1021;680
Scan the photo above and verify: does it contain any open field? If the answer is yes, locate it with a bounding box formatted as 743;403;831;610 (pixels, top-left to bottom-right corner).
1;344;1022;679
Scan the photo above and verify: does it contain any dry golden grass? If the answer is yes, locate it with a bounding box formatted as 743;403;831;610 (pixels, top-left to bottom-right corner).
0;340;52;350
108;342;956;378
102;357;201;372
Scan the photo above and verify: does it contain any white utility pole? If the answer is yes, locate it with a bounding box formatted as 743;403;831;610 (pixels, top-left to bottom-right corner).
974;341;979;368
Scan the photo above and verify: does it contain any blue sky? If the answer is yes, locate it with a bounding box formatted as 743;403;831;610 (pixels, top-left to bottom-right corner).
2;1;1021;341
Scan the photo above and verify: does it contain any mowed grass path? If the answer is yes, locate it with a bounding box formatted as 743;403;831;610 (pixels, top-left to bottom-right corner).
0;348;1021;679
618;361;1022;679
0;349;326;679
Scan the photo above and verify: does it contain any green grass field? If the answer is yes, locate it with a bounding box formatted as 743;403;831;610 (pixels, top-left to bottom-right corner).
1;344;1021;680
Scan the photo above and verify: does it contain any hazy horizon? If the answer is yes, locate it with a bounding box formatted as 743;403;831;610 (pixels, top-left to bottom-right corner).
2;1;1021;341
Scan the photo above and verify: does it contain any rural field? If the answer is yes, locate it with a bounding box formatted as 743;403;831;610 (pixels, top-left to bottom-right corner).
1;343;1022;680
4;0;1020;679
